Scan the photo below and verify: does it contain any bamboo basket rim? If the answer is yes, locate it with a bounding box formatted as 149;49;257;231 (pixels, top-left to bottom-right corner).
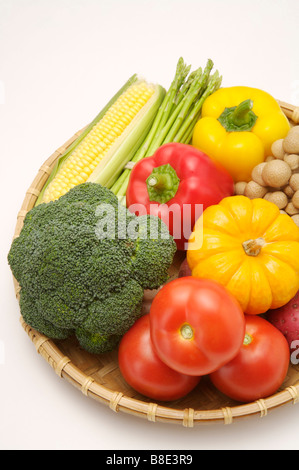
11;100;299;427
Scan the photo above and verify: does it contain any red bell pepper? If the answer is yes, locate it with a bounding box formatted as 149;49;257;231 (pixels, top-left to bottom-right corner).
126;143;234;250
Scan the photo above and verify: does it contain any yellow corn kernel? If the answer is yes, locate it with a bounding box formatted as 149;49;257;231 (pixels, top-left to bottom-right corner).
41;81;155;203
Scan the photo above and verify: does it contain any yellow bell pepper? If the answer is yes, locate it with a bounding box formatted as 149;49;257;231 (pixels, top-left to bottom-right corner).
192;86;290;182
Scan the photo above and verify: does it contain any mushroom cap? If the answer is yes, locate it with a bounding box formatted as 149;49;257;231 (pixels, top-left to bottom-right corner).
264;191;288;209
262;159;292;188
283;126;299;154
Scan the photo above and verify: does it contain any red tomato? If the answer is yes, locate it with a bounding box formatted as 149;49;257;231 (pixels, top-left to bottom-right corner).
210;315;290;402
149;277;246;376
118;314;200;401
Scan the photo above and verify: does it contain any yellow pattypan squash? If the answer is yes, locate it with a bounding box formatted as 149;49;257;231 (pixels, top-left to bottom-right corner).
187;195;299;315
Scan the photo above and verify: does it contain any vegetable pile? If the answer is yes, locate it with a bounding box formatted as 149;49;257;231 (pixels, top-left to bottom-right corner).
8;56;299;406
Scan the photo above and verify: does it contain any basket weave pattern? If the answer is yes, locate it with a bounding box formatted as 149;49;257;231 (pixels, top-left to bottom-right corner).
11;103;299;426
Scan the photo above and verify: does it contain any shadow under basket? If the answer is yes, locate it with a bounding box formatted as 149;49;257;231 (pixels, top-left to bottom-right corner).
11;100;299;427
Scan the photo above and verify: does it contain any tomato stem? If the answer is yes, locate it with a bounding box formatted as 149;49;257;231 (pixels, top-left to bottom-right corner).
243;332;253;346
180;323;194;340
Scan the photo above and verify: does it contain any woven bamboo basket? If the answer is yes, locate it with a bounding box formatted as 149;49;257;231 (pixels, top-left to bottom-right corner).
11;100;299;427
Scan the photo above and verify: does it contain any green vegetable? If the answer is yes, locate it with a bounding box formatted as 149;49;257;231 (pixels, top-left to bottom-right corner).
8;183;176;354
110;57;222;200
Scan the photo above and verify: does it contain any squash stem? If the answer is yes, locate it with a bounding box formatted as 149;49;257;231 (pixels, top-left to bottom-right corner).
242;237;266;256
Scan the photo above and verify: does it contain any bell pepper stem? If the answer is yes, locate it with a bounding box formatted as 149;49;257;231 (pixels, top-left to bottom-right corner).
218;99;258;132
231;99;254;127
147;173;173;190
146;164;180;204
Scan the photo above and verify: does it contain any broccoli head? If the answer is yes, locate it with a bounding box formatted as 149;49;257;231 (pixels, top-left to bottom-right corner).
8;183;176;353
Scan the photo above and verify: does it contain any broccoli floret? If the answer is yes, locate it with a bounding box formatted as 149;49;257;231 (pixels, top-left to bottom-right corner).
75;329;122;355
8;183;176;353
19;288;72;340
129;215;178;289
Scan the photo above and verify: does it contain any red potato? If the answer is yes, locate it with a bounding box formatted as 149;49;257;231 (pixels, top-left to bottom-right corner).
266;291;299;353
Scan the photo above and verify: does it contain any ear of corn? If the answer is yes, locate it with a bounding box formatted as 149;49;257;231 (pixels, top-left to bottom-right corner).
36;76;165;205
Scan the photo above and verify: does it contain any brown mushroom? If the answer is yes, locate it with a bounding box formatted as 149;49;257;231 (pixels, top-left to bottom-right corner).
291;214;299;227
234;181;247;195
292;190;299;209
284;153;299;171
262;159;292;188
251;162;267;186
263;191;288;209
283;126;299;154
244;181;268;199
285;201;299;216
271;139;285;159
284;184;295;198
289;173;299;192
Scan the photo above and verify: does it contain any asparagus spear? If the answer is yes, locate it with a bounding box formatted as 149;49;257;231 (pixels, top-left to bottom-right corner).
156;59;214;146
171;71;222;143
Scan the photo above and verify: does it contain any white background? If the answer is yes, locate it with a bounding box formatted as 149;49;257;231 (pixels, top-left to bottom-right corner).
1;0;299;451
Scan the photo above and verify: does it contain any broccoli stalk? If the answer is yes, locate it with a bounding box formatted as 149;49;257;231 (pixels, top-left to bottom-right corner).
8;183;176;354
